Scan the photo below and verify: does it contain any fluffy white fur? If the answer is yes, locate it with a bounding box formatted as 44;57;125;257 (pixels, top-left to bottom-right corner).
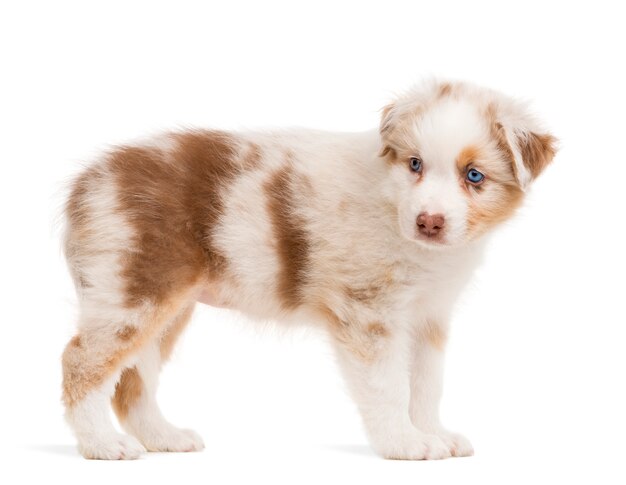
61;80;556;460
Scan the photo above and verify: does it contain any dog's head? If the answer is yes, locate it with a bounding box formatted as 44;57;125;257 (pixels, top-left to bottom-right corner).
380;80;557;248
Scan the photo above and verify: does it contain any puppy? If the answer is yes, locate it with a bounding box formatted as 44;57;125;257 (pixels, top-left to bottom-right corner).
61;80;556;460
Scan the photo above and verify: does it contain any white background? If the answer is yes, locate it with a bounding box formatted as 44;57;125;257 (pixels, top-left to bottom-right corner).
1;1;625;483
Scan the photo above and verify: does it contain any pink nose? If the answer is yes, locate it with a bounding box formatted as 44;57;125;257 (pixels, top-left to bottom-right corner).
416;212;445;238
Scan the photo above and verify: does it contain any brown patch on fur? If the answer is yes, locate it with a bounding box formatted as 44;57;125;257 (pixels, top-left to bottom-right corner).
317;304;342;327
519;132;557;178
466;182;523;236
345;268;395;305
345;284;382;305
264;164;310;309
379;145;398;161
456;145;482;172
320;306;389;362
367;322;389;338
160;304;195;361
342;320;389;362
437;82;453;98
420;322;447;351
69;335;81;348
111;366;143;421
116;326;137;341
62;291;192;407
63;336;117;407
107;131;242;307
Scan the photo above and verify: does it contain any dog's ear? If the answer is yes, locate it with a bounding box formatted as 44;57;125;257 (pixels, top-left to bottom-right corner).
379;103;397;158
514;131;558;185
489;104;558;190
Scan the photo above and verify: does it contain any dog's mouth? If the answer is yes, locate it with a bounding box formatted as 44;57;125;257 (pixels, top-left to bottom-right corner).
413;233;450;249
414;230;446;245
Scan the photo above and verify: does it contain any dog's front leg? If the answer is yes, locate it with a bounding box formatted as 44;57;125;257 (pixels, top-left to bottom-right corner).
408;319;474;457
331;323;451;460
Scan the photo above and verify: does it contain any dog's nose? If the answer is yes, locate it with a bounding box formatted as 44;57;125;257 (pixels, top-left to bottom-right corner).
416;212;445;238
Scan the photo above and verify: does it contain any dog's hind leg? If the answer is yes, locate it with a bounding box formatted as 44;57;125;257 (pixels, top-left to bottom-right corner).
62;295;193;460
111;303;204;452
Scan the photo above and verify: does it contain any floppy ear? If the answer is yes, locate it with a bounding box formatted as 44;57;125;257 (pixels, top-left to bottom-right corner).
507;130;558;189
379;103;397;158
490;106;558;190
516;131;558;180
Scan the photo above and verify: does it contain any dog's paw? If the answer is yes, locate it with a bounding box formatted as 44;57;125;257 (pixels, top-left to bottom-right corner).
136;425;205;453
78;433;146;460
376;432;452;460
436;431;474;457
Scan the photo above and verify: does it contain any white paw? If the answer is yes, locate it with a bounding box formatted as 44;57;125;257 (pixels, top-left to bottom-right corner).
136;425;205;452
376;432;452;460
78;433;146;460
437;431;474;457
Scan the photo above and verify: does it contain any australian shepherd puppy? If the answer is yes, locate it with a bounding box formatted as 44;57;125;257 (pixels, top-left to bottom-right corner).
61;80;557;460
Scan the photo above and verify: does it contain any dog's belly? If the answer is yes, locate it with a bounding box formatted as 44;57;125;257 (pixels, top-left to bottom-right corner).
194;275;307;321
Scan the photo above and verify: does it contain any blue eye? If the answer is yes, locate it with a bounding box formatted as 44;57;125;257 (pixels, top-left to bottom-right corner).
466;168;485;184
409;157;423;172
